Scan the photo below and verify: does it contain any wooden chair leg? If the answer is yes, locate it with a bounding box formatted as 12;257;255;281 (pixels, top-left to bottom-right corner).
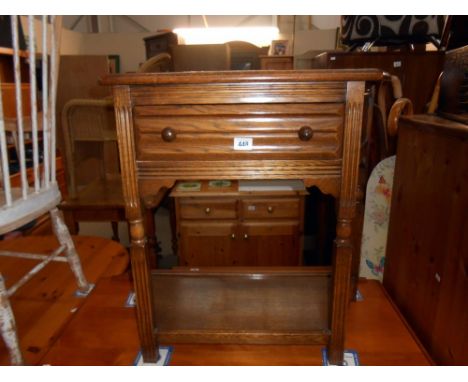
111;221;120;242
169;198;178;257
49;208;93;294
316;195;327;265
0;274;24;365
61;209;79;235
144;208;158;269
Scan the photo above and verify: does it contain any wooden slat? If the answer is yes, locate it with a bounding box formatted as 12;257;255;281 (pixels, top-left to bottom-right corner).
136;159;343;179
0;47;28;58
157;330;329;345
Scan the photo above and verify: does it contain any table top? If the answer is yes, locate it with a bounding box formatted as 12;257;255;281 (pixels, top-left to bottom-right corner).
101;69;385;86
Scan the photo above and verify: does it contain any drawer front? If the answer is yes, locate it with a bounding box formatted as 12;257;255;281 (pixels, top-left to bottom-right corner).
179;198;237;219
241;198;301;219
133;103;344;161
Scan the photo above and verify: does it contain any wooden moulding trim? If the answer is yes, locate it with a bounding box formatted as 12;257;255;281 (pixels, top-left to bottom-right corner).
338;82;365;220
137;170;342;180
133;102;345;117
136;160;343;179
101;69;384;86
152;266;332;277
155;330;330;345
113;86;141;218
130;82;347;104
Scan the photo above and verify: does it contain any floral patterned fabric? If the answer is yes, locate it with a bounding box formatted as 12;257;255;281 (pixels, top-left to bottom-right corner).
359;156;395;282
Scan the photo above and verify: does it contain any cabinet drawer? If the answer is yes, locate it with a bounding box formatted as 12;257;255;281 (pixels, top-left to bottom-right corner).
179;198;237;219
133;103;344;161
241;198;300;219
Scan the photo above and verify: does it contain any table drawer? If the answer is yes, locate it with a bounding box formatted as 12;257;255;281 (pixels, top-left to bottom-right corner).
241;198;300;219
133;103;344;161
179;198;237;219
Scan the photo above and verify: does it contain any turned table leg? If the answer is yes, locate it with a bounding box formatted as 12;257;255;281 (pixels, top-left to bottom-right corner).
328;218;353;365
327;81;365;365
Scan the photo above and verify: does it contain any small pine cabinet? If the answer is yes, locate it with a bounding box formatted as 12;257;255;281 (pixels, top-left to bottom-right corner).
171;180;307;266
383;115;468;365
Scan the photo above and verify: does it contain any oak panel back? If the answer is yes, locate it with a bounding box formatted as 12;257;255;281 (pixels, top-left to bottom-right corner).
152;267;331;342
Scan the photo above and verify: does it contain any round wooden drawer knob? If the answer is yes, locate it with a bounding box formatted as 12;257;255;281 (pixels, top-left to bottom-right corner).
298;126;313;141
161;127;176;142
205;207;211;214
267;206;274;213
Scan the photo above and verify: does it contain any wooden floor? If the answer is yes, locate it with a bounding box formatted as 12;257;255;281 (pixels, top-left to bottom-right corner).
1;236;432;366
0;236;129;366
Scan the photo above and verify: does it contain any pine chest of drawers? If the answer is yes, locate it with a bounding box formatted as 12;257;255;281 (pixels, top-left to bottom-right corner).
171;180;307;266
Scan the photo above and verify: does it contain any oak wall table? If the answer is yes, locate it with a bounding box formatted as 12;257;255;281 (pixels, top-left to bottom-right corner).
102;69;384;365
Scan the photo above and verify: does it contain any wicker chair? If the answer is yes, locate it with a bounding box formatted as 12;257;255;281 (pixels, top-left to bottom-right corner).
138;52;172;73
58;98;126;241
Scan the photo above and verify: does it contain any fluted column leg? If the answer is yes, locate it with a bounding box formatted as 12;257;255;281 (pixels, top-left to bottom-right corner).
113;84;160;363
129;218;160;363
328;218;353;365
327;81;365;365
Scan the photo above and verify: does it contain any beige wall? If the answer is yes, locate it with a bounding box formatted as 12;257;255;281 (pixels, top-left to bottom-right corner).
60;28;85;55
59;16;342;73
294;29;337;55
79;32;153;73
19;16;85;55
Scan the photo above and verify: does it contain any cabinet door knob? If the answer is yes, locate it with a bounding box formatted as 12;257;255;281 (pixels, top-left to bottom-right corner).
243;233;249;240
231;233;236;239
298;126;313;141
161;127;176;142
205;207;211;214
267;206;274;213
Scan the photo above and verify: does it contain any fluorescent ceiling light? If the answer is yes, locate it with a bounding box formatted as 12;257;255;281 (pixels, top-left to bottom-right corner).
173;27;279;47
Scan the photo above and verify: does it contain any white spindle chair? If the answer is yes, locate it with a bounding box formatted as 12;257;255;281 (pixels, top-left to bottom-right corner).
0;15;93;366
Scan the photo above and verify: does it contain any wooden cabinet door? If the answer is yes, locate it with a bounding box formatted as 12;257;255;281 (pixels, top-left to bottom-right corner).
179;221;237;266
235;221;301;266
179;221;301;267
